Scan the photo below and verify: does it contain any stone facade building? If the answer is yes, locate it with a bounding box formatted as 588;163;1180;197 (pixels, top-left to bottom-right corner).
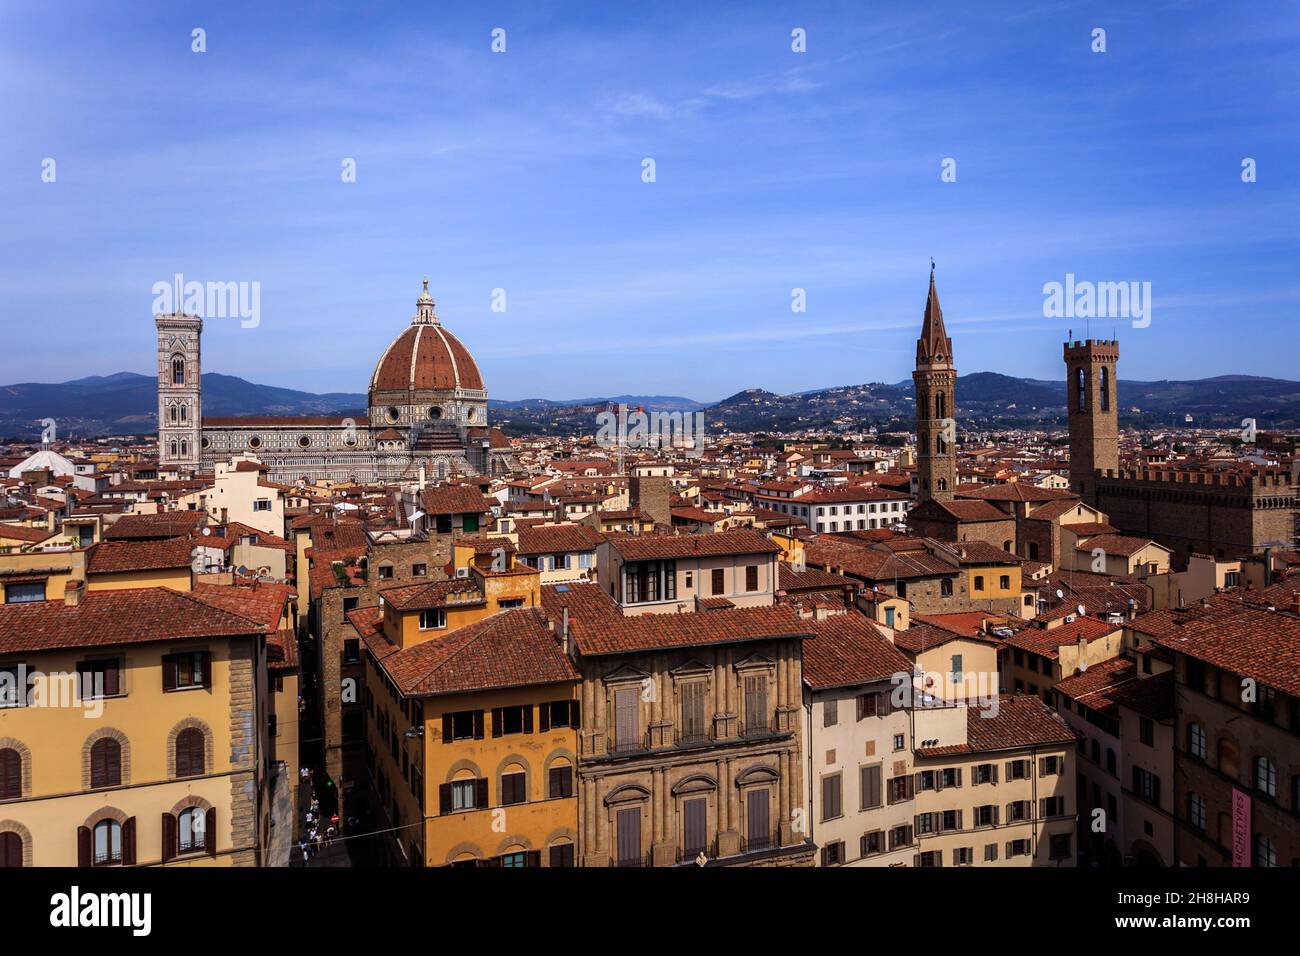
155;280;516;484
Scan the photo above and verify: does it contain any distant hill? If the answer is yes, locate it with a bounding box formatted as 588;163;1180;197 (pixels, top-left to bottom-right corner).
2;370;1296;441
0;372;365;439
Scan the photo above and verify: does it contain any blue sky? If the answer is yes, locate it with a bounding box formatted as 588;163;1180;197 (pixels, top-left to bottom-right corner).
1;0;1296;402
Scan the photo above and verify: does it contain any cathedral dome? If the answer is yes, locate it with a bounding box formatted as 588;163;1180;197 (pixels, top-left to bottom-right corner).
369;279;484;393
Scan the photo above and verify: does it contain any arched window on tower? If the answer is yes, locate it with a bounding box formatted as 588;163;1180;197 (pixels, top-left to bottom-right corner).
936;435;947;455
179;404;187;423
937;478;947;491
1100;366;1110;412
1075;367;1086;412
169;440;178;459
172;356;185;385
935;393;946;419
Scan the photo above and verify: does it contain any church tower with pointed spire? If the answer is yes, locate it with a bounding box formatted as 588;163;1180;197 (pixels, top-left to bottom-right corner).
913;265;957;501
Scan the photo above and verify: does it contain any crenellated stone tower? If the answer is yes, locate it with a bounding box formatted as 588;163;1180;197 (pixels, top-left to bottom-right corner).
1064;338;1119;506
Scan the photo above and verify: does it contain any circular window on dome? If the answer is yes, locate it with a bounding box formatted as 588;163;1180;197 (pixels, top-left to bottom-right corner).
298;435;311;448
429;407;442;420
248;435;262;449
386;406;401;423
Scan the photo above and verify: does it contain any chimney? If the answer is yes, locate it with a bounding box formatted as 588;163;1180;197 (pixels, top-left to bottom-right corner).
64;579;84;607
561;606;571;655
1292;593;1300;617
843;584;854;609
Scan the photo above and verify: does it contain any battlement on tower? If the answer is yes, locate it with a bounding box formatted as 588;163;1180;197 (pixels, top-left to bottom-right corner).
1098;466;1296;491
1063;339;1119;359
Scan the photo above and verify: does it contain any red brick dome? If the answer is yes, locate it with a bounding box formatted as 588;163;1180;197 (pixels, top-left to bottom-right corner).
369;281;484;393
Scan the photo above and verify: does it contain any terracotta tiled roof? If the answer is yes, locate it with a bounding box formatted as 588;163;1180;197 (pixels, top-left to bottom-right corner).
1075;533;1161;557
778;562;855;592
917;499;1012;522
190;581;295;631
916;695;1078;756
103;510;209;540
86;537;193;574
572;603;812;657
607;529;779;562
379;578;484;612
0;524;55;543
1003;616;1118;659
516;523;603;555
1152;598;1300;697
370;321;483;391
957;483;1077;503
802;614;911;690
420;485;495;516
0;587;266;654
266;627;298;671
363;608;577;698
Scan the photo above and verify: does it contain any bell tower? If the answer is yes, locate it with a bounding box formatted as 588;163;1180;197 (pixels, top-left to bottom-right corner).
913;265;957;501
156;311;203;470
1064;338;1119;505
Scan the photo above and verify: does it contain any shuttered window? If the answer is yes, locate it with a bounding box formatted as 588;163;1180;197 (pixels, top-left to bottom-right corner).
680;682;707;742
822;773;843;821
548;842;575;867
90;738;121;788
175;728;205;777
0;831;21;867
711;568;725;595
0;748;21;799
614;687;639;751
500;772;526;806
746;789;771;850
682;797;708;856
743;676;768;734
548;765;573;799
616;807;641;865
860;764;882;810
77;659;121;699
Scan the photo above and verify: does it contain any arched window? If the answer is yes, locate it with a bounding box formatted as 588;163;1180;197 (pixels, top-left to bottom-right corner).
0;748;21;799
1075;367;1086;412
179;440;188;457
93;819;121;866
1254;756;1277;797
935;393;946;419
937;478;947;491
940;578;953;597
168;404;178;424
178;807;205;853
172;356;185;385
169;440;178;459
90;738;121;789
1029;542;1040;561
0;831;21;867
1099;366;1110;412
175;728;205;777
179;404;187;423
936;435;947;455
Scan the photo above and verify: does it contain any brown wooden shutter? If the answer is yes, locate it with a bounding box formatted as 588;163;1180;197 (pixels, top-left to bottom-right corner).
161;813;176;863
570;699;581;729
439;783;452;814
205;808;217;856
472;710;484;739
441;715;453;744
491;708;503;738
122;817;136;866
475;778;489;809
523;705;533;734
77;826;91;867
104;661;121;697
538;703;551;733
525;849;541;867
0;749;19;800
162;656;177;693
200;652;213;690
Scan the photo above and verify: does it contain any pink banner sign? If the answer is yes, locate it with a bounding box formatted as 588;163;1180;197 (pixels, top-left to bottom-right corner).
1231;788;1251;867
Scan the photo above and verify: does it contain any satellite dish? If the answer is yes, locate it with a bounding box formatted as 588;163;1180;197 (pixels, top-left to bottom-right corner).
201;527;211;536
1077;604;1086;616
1055;589;1064;600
